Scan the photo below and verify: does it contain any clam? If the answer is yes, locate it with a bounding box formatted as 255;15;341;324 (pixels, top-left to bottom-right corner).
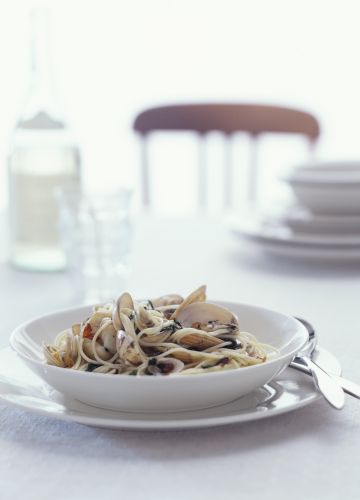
120;312;137;340
136;304;163;330
118;292;135;310
169;349;207;364
151;294;183;308
82;338;113;361
143;357;184;375
112;292;135;330
80;316;122;362
141;346;164;357
116;330;143;366
139;330;172;345
43;331;77;368
155;304;179;319
171;285;207;320
86;310;112;333
175;301;238;334
176;329;223;350
98;319;117;354
43;344;66;367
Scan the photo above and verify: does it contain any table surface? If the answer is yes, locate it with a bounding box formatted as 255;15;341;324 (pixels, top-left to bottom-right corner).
1;215;359;500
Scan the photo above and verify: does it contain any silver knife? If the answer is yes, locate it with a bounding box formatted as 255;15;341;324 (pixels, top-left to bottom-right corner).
291;359;360;400
312;349;360;399
297;357;345;409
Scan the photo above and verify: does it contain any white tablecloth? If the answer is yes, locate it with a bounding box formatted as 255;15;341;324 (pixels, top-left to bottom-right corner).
1;216;359;500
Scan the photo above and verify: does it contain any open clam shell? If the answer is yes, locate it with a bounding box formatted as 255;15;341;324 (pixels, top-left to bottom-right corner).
155;304;179;319
141;357;185;375
175;301;238;333
82;338;114;361
177;330;223;350
116;330;143;366
151;294;184;308
43;331;77;368
136;304;163;330
170;285;207;320
112;292;135;331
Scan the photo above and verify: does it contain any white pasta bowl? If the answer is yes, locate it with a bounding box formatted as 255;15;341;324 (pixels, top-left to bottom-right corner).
283;161;360;215
9;301;307;412
286;181;360;215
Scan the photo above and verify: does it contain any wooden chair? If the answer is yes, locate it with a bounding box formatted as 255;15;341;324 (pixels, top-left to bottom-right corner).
133;103;320;209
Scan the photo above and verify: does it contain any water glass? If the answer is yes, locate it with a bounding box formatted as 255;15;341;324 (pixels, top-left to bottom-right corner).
57;188;133;304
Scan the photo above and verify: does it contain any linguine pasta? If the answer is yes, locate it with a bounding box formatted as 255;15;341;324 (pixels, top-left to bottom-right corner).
43;285;277;376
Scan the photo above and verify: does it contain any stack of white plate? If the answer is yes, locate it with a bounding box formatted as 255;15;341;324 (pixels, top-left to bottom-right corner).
230;161;360;261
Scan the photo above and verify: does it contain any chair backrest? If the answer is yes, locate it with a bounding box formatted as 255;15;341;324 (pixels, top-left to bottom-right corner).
133;103;320;208
134;103;320;139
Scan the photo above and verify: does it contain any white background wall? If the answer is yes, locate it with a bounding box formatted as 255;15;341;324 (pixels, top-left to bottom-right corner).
1;0;360;214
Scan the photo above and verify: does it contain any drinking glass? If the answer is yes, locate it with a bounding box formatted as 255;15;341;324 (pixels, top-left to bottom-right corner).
57;188;133;303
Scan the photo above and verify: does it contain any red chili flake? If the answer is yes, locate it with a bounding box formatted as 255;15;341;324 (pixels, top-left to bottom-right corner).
83;323;94;339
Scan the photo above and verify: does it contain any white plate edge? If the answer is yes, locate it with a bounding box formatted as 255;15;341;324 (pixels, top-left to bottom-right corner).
0;346;332;430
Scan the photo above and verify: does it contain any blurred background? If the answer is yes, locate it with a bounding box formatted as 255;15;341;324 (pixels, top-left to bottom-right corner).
2;0;360;215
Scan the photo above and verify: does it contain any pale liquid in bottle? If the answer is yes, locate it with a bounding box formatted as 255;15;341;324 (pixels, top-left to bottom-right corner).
9;120;80;271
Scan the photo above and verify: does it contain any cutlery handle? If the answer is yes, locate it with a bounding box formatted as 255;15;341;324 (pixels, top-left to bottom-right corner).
303;357;345;409
329;374;360;400
291;360;360;400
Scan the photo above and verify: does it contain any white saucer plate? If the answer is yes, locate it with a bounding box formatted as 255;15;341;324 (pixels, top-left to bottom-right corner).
230;218;360;260
0;346;341;430
284;161;360;184
275;209;360;235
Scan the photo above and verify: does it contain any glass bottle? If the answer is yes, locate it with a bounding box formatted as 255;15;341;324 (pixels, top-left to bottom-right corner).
8;9;81;271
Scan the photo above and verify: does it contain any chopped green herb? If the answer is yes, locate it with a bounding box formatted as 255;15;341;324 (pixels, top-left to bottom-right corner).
161;322;181;334
143;300;154;310
224;339;242;350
